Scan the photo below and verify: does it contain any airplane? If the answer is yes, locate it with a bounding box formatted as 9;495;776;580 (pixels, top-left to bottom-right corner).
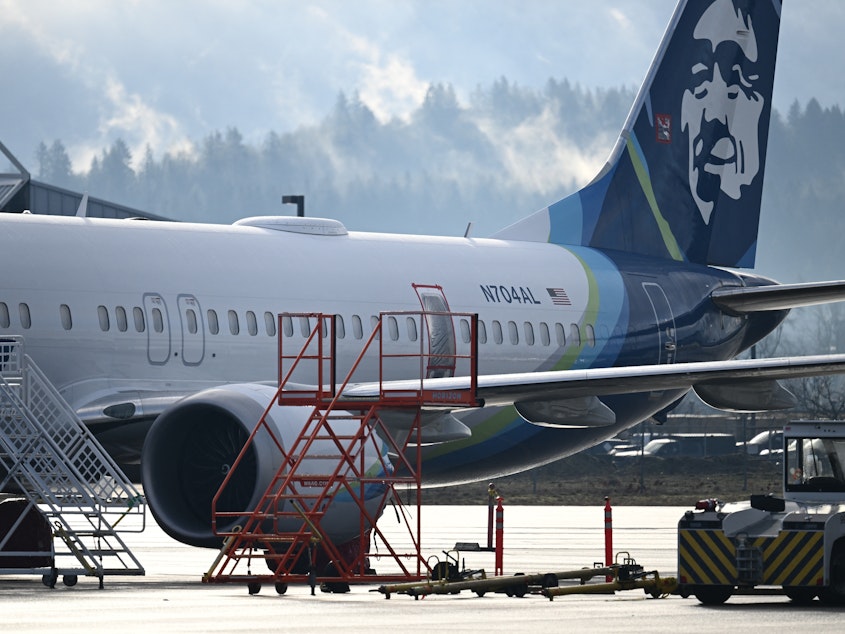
3;0;845;560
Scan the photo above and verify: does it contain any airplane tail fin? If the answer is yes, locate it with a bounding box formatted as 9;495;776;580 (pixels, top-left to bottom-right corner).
494;0;782;269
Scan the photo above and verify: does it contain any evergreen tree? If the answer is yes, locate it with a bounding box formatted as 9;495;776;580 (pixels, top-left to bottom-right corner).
35;140;76;189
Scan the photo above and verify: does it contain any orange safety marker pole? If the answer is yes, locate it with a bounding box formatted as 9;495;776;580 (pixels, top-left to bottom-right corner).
604;496;613;581
494;496;504;576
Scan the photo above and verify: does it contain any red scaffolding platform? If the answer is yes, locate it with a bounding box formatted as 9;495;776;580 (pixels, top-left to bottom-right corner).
202;311;479;594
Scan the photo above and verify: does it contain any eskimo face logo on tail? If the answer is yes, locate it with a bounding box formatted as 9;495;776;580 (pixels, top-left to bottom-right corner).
681;0;765;225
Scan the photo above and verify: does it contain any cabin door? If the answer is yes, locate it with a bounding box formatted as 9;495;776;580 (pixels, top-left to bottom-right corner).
413;284;456;378
143;293;171;365
177;294;205;365
642;282;676;364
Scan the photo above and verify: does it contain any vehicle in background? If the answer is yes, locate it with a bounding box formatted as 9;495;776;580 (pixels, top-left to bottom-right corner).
613;433;738;459
737;429;784;456
586;438;633;456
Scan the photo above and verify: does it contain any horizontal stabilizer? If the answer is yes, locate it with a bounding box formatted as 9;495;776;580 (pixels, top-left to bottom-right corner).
711;280;845;313
694;379;796;412
515;396;616;428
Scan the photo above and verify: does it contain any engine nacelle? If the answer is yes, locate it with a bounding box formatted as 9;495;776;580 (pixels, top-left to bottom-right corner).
142;383;389;548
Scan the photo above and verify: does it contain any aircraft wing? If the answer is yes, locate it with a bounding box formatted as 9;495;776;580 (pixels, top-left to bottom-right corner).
711;280;845;313
343;353;845;424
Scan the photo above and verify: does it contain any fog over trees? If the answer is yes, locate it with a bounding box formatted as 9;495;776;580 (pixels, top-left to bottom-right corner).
33;79;844;286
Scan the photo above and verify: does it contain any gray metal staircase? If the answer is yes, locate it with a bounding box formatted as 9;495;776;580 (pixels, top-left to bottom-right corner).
0;337;145;586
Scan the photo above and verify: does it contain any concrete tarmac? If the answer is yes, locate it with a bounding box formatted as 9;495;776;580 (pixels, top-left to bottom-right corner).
2;505;843;633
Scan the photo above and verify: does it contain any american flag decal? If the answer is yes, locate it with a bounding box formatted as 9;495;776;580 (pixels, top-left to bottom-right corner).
546;288;571;306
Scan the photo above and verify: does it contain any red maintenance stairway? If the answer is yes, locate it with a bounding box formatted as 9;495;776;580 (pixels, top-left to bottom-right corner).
203;311;480;594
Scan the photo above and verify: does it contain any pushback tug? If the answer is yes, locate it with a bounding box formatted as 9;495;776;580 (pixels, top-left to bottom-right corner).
678;421;845;605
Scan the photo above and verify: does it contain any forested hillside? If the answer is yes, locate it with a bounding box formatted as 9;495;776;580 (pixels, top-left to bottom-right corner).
33;80;845;285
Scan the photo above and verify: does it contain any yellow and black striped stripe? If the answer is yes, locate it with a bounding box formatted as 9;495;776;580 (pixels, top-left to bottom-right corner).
679;529;735;585
679;528;825;588
755;531;824;587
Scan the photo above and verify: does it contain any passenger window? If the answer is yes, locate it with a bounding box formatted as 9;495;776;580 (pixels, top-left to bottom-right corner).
282;315;293;337
299;316;310;337
508;321;519;345
97;305;110;331
116;306;128;332
492;320;503;344
370;316;380;340
336;315;345;339
388;316;399;341
585;324;595;347
460;319;471;344
18;303;31;329
228;310;240;335
134;307;145;332
207;309;219;335
570;323;581;347
152;307;164;333
0;302;9;328
539;322;550;346
264;312;276;337
60;304;72;331
555;323;566;346
246;311;258;336
352;315;363;340
186;308;198;334
478;319;487;344
406;316;418;342
524;321;535;346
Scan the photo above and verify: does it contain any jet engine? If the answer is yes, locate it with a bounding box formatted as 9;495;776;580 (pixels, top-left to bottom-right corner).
142;383;389;549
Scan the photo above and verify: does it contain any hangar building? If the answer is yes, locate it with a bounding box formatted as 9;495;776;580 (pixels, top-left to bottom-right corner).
0;140;167;220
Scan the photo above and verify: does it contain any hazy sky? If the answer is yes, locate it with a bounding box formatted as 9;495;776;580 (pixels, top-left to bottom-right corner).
2;0;844;173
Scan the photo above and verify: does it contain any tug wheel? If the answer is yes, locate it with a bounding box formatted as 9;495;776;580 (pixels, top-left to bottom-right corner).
820;542;845;605
693;585;732;605
784;587;816;604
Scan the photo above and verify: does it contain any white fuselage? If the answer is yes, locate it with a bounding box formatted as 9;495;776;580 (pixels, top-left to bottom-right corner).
1;214;621;414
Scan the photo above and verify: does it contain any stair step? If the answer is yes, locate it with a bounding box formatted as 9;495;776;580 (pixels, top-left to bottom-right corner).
1;339;144;577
